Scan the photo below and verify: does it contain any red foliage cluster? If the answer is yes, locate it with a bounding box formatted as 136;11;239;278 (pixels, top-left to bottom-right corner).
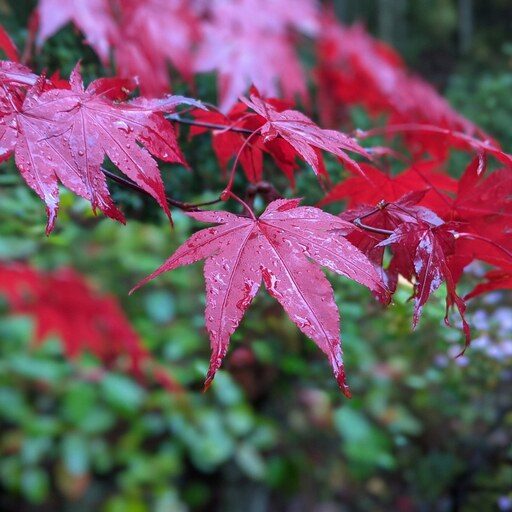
0;263;179;390
316;19;488;140
36;0;316;111
1;1;512;394
0;264;145;368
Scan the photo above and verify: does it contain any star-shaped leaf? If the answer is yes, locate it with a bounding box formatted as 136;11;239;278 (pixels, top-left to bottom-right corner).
242;93;371;178
2;64;200;233
132;199;388;396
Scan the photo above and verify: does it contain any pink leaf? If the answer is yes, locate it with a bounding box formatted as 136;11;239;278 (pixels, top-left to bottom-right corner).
132;199;388;396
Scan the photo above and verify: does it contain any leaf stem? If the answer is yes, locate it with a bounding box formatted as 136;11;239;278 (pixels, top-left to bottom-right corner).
223;127;262;195
223;190;257;220
352;201;394;235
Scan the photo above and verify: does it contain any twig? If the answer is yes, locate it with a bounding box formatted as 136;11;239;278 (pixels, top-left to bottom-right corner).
166;113;254;135
101;167;222;212
352;200;394;235
353;218;394;236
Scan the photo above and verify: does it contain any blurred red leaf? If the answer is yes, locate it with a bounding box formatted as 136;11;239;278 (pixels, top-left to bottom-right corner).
0;263;180;391
0;24;19;62
194;0;318;111
0;264;145;370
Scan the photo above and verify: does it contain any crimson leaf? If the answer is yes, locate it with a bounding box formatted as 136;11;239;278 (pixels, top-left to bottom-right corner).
132;199;388;397
378;221;470;345
1;64;201;233
242;93;372;178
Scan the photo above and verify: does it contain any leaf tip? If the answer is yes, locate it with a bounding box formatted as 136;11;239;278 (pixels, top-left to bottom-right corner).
128;280;145;296
336;374;352;398
45;206;58;236
203;367;217;392
330;353;351;398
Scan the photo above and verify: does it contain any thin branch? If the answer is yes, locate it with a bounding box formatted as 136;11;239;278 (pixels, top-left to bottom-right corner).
351;200;393;235
353;218;394;236
166;113;254;135
224;127;263;195
101;167;222;212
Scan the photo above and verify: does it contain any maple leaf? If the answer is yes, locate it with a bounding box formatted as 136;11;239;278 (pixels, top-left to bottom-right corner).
338;191;445;288
2;64;200;233
189;102;266;181
132;199;388;397
0;25;19;62
189;100;299;185
374;124;512;167
112;0;199;96
447;159;512;226
378;221;470;345
37;0;199;96
37;0;116;63
0;263;147;374
319;161;457;209
0;263;180;391
242;93;371;178
433;158;512;271
316;17;488;144
0;60;38;92
1;61;39;151
465;269;512;300
194;0;318;111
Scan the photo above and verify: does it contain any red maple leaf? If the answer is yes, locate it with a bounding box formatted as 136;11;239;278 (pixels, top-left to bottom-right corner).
1;64;200;233
316;18;488;142
189;102;266;181
0;264;145;371
189;100;300;185
0;61;39;139
378;221;470;345
319;161;457;210
132;199;388;397
36;0;116;63
0;24;19;62
0;263;180;390
338;191;445;286
194;0;318;111
465;269;512;300
433;158;512;272
371;124;512;167
242;93;371;179
447;159;512;227
112;0;199;96
0;60;39;94
36;0;198;96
